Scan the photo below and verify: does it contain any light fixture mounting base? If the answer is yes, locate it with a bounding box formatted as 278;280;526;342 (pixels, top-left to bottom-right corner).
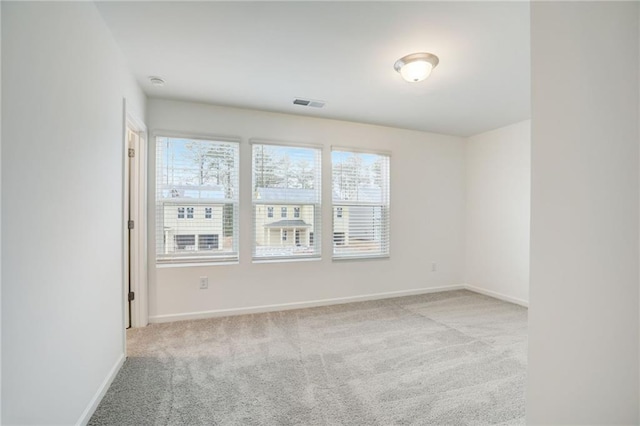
394;52;439;73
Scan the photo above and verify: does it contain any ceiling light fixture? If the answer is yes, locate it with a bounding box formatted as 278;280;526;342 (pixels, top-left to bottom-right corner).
149;76;165;87
394;52;439;83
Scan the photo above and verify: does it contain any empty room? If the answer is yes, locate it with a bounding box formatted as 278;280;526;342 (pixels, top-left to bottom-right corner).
2;1;640;425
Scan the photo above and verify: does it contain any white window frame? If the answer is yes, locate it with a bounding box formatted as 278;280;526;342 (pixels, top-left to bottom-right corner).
155;134;240;265
331;147;391;260
251;139;322;262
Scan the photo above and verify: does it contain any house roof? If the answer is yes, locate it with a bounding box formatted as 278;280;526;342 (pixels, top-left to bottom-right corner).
159;184;227;200
256;186;384;203
333;187;385;203
255;187;319;203
263;219;311;228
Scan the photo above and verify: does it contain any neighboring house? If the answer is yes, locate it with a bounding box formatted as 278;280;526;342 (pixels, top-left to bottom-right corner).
254;188;318;254
157;185;385;256
255;205;314;247
333;186;387;250
333;205;349;246
158;185;226;255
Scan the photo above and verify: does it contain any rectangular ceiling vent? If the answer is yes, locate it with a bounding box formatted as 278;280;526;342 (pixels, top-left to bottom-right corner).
293;98;325;108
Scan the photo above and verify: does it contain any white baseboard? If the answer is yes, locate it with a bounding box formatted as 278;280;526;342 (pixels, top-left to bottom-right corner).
464;284;529;307
149;284;465;323
76;353;125;426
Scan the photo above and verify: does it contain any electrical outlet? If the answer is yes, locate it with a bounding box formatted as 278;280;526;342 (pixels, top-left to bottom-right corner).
199;276;209;289
431;262;437;272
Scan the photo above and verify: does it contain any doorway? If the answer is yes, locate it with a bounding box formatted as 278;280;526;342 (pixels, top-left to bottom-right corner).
124;107;148;330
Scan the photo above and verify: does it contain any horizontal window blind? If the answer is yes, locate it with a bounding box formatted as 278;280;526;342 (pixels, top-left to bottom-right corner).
332;149;390;259
252;143;322;260
155;136;239;263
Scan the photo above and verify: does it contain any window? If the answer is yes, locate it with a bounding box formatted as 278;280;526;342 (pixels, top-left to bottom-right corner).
156;136;239;263
332;149;390;259
252;142;322;260
198;234;219;250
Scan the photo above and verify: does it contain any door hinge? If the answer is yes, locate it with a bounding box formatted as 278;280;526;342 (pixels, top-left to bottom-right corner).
128;148;135;158
128;220;134;230
128;291;135;302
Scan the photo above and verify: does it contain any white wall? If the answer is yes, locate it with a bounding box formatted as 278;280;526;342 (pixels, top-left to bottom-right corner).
528;2;639;423
147;99;466;321
464;120;530;305
1;3;3;420
2;3;145;424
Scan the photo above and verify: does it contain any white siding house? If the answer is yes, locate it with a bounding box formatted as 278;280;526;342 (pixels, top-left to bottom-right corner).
253;187;319;257
157;185;230;258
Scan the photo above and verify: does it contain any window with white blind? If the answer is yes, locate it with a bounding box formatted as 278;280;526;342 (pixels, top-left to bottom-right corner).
155;136;239;263
332;149;390;259
252;142;321;260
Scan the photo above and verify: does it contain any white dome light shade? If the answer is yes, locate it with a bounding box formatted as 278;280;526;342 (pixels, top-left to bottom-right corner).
400;60;433;82
394;52;439;83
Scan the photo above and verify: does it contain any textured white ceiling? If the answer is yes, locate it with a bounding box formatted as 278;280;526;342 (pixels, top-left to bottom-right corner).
97;1;530;137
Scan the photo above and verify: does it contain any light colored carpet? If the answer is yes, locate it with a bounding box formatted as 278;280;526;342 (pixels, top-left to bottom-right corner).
90;289;527;425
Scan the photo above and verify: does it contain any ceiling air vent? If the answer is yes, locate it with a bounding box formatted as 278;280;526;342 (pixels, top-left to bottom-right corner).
293;98;325;108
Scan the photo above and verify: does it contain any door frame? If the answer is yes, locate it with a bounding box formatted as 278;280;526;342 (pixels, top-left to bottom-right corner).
122;99;148;339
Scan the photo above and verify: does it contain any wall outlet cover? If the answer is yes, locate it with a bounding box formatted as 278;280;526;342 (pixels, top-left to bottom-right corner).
199;276;209;289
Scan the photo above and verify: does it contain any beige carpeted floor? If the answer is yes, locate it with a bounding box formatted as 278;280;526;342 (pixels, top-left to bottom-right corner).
90;289;527;425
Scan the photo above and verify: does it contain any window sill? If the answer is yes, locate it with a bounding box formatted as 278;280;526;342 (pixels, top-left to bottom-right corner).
252;256;322;264
332;255;390;262
157;260;239;268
